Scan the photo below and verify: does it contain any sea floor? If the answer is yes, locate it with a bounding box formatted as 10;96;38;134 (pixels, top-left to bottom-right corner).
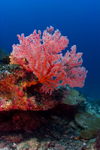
0;98;99;150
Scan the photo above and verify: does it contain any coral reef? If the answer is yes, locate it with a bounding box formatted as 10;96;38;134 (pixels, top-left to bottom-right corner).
63;89;86;105
75;112;100;139
3;55;10;64
0;111;47;132
0;64;62;111
0;47;9;64
10;26;87;95
0;26;87;111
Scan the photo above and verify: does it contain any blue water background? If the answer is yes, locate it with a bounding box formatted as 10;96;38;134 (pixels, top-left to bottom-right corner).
0;0;100;100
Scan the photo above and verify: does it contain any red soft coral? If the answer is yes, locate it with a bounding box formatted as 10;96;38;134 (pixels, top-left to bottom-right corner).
10;26;87;95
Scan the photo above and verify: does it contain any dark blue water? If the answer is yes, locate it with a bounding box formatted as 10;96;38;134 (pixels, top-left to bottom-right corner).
0;0;100;100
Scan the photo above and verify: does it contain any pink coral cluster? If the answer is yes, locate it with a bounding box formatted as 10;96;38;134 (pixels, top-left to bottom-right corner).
10;26;87;95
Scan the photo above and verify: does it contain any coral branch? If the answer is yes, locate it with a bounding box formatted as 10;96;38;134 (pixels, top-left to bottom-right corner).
10;26;87;94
